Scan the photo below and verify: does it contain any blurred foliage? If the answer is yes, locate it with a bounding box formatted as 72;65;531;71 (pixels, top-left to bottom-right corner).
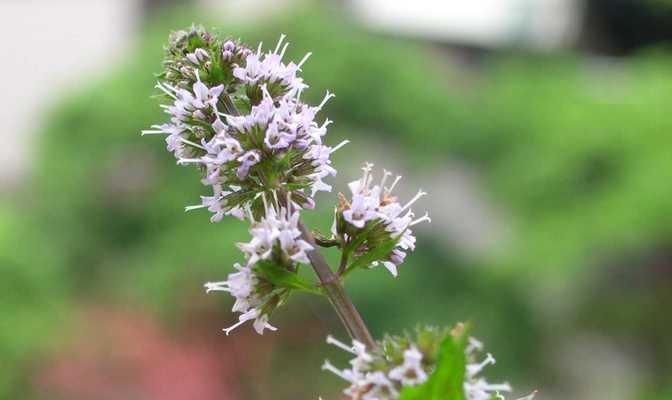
0;203;70;397
2;3;671;399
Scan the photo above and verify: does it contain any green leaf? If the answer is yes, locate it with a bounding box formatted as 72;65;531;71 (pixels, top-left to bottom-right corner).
346;237;399;272
399;324;469;400
255;261;322;295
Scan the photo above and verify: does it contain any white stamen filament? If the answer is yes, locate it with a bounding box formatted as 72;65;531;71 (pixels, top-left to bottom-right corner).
400;190;427;213
326;335;357;354
380;170;392;190
177;158;205;165
179;138;206;150
322;361;351;382
204;281;231;293
297;52;312;69
279;42;290;59
330;140;350;153
185;204;207;212
317;91;335;110
155;82;177;99
224;319;247;335
140;130;168;135
410;212;431;226
386;175;403;194
274;34;286;54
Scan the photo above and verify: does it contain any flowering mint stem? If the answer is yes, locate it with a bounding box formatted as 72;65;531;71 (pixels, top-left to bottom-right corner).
298;221;376;349
222;91;375;348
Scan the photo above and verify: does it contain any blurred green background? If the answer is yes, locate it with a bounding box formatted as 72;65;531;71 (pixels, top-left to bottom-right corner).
2;1;672;399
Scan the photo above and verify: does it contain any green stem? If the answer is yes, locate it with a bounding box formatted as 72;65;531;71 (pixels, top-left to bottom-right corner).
298;221;376;349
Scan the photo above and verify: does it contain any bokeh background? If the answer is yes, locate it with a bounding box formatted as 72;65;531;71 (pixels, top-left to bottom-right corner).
1;0;671;399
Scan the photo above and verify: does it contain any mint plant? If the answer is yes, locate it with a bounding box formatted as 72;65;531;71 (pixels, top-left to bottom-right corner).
143;25;535;400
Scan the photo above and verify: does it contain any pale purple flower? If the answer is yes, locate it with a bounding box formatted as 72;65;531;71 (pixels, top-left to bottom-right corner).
185;184;245;222
186;48;210;65
388;346;428;386
343;194;380;229
464;338;537;400
232;35;309;96
204;263;259;313
338;164;431;277
223;308;277;336
278;229;313;264
192;79;224;110
236;150;261;179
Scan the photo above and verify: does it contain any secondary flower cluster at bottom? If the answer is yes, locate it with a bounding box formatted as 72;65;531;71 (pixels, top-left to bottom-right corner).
322;326;536;400
204;194;313;335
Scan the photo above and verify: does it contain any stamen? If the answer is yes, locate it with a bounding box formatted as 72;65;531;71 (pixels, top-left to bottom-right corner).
162;82;179;94
285;191;292;214
177;158;205;165
223;319;247;335
469;353;496;375
386;175;402;193
260;191;269;213
185;204;207;212
279;42;290;59
380;170;392;189
260;84;272;99
317;91;335;109
517;390;538;400
204;281;230;293
330;140;350;153
321;360;350;382
485;383;512;392
155;82;177;99
326;335;356;354
410;212;431;226
245;204;255;223
400;190;427;212
467;337;484;353
179;138;206;150
140;129;169;135
297;52;312;69
257;41;263;56
360;163;374;192
273;34;286;54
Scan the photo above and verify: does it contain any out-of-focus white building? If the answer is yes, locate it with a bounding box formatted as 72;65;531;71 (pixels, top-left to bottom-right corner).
350;0;583;50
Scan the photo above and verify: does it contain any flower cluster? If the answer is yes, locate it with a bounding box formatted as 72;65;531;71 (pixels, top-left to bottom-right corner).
143;27;344;222
333;164;431;277
322;335;428;400
146;26;534;400
464;337;537;400
323;328;536;400
204;194;314;335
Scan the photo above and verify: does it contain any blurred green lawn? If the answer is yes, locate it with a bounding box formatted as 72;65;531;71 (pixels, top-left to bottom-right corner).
2;4;671;399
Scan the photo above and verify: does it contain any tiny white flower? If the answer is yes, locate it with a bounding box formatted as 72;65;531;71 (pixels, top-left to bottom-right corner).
388;346;428;386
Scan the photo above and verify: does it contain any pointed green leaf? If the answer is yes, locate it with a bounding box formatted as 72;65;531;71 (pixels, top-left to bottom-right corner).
346;237;398;272
399;324;469;400
255;261;322;295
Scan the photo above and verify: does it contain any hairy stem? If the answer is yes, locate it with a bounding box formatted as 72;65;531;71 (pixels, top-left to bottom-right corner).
298;221;376;349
